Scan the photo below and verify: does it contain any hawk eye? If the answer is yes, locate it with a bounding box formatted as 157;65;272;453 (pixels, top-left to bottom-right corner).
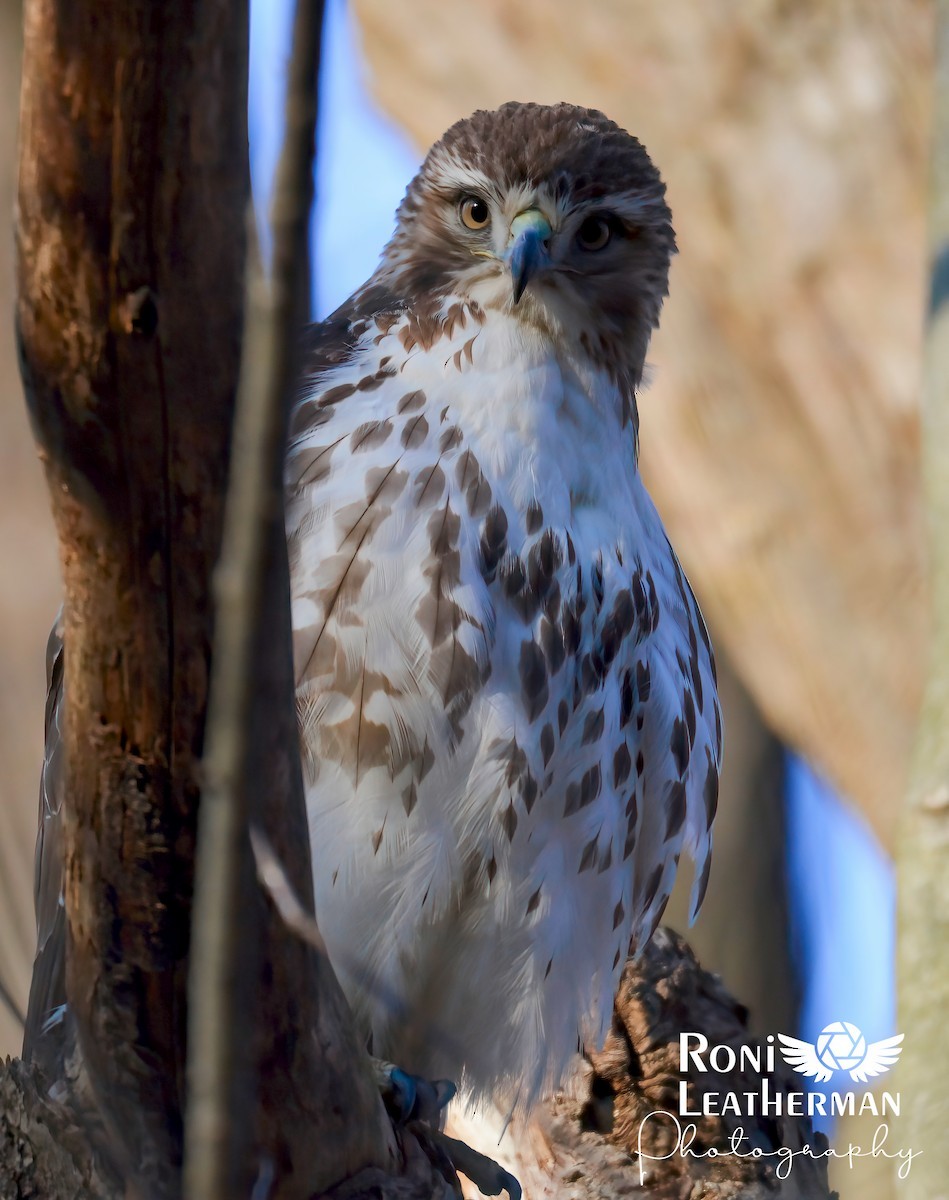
577;214;613;251
460;195;491;231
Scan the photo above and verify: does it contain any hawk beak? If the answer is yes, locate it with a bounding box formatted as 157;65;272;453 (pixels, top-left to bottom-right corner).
506;209;552;304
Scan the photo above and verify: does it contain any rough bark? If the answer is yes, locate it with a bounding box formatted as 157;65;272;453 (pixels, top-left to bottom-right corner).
588;931;830;1199
445;932;832;1200
1;1050;456;1200
896;1;949;1193
15;2;250;1185
0;1056;122;1200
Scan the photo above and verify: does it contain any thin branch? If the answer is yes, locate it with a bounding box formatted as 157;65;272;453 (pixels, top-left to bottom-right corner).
182;3;322;1197
249;826;330;958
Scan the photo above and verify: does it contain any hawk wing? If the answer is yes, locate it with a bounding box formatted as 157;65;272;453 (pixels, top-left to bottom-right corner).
292;281;402;425
777;1034;833;1083
850;1034;904;1083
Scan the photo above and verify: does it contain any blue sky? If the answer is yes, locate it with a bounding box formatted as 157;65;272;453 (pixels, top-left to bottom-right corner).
250;0;419;317
786;758;895;1127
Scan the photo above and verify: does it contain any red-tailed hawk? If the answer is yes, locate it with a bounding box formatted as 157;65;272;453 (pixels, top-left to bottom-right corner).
287;101;722;1109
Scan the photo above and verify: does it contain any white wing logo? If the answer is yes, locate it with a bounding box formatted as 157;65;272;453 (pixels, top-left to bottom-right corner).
777;1034;834;1083
848;1035;904;1083
778;1022;904;1084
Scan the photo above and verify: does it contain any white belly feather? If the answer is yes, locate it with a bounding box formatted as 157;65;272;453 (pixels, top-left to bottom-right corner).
287;302;720;1106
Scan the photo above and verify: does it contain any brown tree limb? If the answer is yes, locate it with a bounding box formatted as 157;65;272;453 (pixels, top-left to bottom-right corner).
15;3;251;1190
0;1057;121;1200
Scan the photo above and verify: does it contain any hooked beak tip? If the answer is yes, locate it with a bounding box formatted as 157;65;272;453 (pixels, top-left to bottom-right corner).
506;210;552;305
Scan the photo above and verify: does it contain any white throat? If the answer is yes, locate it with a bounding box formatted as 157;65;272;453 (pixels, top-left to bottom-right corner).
401;302;640;524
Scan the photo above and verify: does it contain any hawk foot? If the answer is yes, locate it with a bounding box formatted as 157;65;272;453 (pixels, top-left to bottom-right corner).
371;1057;456;1126
410;1125;522;1200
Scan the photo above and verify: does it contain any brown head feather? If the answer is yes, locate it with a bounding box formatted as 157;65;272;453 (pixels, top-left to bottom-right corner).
302;103;676;414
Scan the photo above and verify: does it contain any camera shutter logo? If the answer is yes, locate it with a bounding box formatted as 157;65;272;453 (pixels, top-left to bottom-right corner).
778;1022;904;1085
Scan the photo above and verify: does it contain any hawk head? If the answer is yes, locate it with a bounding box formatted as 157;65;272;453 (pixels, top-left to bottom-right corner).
380;101;676;389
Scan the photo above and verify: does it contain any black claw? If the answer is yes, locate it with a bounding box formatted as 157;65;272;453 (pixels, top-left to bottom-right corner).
423;1129;523;1200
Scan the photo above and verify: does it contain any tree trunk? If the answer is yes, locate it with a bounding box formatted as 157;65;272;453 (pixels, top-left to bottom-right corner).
897;2;949;1193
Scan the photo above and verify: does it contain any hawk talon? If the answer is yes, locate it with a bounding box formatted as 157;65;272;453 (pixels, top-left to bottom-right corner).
373;1058;456;1126
414;1126;522;1200
386;1066;417;1125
